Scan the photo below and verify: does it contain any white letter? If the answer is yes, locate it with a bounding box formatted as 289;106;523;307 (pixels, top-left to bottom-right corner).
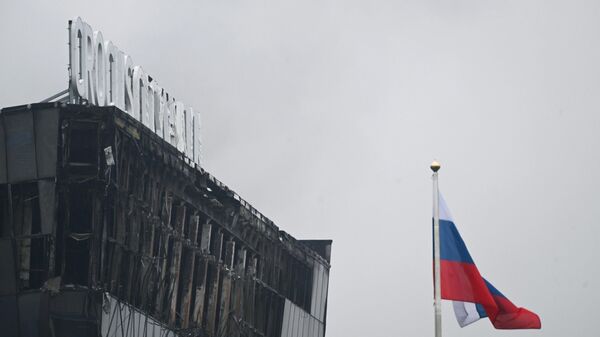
167;97;176;146
145;77;155;131
69;17;86;100
162;92;171;141
153;83;163;138
185;107;194;160
83;22;96;104
105;41;124;109
123;55;134;116
92;31;106;106
173;101;186;152
194;109;202;165
132;66;147;122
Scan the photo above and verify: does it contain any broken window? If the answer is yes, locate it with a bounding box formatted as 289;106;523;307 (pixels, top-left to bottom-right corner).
62;182;94;286
67;122;98;166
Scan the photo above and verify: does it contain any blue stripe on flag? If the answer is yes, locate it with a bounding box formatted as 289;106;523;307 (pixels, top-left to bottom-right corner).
439;219;475;264
484;279;505;298
475;303;488;318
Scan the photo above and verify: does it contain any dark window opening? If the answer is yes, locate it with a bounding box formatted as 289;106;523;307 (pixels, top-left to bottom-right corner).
63;237;89;285
118;251;130;299
10;183;40;236
68;123;98;165
68;184;93;233
28;237;47;288
127;159;137;195
202;264;216;330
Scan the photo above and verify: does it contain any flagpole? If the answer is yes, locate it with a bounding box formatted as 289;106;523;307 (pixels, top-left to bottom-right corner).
431;160;442;337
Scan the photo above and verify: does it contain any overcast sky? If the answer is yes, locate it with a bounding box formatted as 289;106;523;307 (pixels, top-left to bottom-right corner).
2;1;599;336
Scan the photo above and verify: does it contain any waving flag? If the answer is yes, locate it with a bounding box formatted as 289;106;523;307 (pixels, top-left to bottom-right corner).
438;195;541;329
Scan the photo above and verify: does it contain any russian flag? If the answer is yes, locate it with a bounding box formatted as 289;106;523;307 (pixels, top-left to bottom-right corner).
437;195;541;329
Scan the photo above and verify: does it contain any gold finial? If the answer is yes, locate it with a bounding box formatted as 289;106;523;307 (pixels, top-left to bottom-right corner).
430;160;441;172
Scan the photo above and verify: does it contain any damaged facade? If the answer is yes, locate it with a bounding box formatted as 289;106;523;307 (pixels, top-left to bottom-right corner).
0;103;332;337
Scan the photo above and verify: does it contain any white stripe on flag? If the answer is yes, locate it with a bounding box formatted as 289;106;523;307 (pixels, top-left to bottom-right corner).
439;194;453;222
452;301;482;327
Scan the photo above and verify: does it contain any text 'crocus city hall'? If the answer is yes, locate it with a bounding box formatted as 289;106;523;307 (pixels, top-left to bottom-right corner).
0;17;332;337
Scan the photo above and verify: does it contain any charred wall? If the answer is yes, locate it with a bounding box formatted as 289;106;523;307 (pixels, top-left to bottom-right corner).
0;103;331;337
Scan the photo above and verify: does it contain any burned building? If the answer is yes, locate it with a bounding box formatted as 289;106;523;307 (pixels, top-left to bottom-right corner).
0;102;332;337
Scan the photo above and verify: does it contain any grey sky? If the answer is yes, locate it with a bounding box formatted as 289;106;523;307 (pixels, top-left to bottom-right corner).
1;1;599;336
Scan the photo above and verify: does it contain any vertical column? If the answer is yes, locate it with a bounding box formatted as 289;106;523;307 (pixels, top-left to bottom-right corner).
192;258;209;326
179;247;196;328
155;191;173;315
431;160;442;337
218;270;232;335
224;240;235;270
193;221;211;327
168;203;186;325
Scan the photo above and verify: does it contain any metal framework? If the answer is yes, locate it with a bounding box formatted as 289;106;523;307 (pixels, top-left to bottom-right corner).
0;102;332;337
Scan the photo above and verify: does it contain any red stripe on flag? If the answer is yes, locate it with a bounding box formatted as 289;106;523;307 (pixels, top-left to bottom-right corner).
491;295;542;329
440;260;498;319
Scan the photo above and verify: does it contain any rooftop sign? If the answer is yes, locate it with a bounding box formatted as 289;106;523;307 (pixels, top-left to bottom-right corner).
68;17;201;165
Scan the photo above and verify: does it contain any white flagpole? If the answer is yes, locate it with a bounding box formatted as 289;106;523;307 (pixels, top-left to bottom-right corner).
431;160;442;337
